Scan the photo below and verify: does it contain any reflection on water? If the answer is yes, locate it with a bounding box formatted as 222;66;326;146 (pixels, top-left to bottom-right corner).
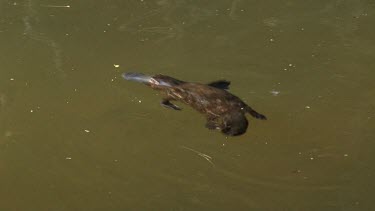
22;0;65;78
0;0;374;210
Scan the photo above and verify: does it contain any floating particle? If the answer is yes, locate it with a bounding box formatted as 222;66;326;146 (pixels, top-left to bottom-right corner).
66;157;72;160
344;154;349;157
114;64;120;68
293;169;302;174
84;129;90;133
270;90;280;96
10;78;14;81
305;106;311;109
270;38;274;42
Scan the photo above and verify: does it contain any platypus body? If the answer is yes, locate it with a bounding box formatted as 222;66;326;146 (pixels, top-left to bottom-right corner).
123;73;266;136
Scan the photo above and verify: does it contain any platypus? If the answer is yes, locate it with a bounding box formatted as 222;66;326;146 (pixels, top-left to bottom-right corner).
123;73;266;136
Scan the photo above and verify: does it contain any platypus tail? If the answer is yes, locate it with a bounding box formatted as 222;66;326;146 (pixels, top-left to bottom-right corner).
246;106;267;120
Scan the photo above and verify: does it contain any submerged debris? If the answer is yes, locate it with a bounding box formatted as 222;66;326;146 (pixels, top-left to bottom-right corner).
180;145;215;167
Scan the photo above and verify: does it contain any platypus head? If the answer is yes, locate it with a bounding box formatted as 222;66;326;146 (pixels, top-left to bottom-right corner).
221;112;249;136
123;73;184;90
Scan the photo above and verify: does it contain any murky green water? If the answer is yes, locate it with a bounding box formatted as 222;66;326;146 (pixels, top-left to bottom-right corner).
1;0;375;210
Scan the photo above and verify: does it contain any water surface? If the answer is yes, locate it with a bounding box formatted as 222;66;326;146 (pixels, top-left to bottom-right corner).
1;0;374;210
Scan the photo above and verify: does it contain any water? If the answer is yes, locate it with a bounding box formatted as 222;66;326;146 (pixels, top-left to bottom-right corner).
1;0;374;210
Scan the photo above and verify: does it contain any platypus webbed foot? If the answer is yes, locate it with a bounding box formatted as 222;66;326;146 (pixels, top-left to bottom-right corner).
249;110;267;120
161;99;181;110
244;106;267;120
205;120;220;130
207;80;231;90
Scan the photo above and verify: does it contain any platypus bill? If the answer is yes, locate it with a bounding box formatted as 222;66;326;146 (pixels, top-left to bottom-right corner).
123;72;266;136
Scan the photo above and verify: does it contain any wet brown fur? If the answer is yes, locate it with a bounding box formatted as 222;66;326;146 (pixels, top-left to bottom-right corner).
147;74;266;136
